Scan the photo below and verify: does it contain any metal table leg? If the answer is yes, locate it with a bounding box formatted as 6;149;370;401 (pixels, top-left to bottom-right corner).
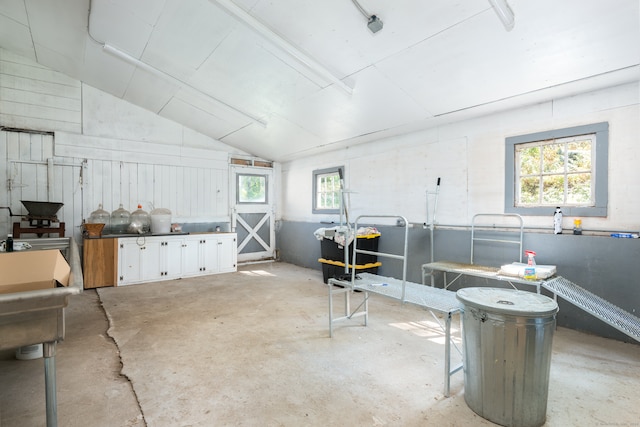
43;341;58;427
444;313;451;397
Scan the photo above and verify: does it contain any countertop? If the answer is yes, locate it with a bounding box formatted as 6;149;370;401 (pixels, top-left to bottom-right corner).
85;231;233;239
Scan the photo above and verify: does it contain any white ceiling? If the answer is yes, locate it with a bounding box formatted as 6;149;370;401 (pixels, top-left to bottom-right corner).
0;0;638;161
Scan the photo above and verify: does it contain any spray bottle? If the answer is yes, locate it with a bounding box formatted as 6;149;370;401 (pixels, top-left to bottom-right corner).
523;250;537;280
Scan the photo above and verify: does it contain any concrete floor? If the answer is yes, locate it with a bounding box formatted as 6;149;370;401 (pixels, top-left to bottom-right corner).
1;262;638;427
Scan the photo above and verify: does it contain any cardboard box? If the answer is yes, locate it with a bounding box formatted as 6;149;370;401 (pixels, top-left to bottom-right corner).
0;249;70;294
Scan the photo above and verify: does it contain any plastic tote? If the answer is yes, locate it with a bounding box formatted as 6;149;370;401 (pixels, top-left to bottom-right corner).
150;208;171;234
456;287;558;427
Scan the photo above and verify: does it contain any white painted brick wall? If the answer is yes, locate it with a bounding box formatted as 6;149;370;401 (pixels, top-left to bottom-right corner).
281;82;640;232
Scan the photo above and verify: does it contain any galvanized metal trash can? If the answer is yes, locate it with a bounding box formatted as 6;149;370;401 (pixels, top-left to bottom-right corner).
456;288;558;427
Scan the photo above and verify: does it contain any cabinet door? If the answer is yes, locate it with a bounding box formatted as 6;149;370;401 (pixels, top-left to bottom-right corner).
182;236;203;277
118;239;143;285
217;234;237;273
163;239;183;279
200;236;218;274
140;238;163;283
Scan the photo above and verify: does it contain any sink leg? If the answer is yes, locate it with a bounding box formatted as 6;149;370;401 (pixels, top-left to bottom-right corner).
43;341;58;427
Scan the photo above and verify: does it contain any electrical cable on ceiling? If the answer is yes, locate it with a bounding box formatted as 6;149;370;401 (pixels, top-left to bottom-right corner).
350;0;383;33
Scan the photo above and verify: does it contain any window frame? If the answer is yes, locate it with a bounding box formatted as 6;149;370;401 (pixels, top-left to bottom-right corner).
312;166;344;214
505;122;608;217
237;173;268;205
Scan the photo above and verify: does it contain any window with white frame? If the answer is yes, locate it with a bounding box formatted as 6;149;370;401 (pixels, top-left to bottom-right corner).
505;122;608;217
312;166;344;214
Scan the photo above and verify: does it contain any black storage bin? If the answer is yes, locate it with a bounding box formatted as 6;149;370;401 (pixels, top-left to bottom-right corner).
320;234;380;264
319;258;381;284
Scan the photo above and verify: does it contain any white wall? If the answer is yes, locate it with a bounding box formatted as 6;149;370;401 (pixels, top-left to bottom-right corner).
0;49;250;242
280;82;640;232
0;49;81;133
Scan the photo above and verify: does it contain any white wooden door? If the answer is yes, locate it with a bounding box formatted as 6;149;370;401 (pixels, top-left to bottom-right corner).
230;165;275;263
0;130;84;241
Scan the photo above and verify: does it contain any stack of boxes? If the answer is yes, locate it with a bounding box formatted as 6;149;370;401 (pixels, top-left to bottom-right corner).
318;232;381;283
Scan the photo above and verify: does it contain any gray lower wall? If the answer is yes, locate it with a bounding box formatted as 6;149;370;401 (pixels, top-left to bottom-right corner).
276;220;639;344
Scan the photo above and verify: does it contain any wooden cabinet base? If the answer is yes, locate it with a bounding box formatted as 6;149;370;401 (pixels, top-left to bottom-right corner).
83;238;118;288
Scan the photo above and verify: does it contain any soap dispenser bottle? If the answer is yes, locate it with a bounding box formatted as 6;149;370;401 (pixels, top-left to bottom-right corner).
553;207;563;234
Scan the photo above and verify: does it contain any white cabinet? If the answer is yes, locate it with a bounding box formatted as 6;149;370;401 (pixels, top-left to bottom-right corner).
118;233;237;286
118;237;162;285
182;234;237;276
182;235;217;277
118;236;171;285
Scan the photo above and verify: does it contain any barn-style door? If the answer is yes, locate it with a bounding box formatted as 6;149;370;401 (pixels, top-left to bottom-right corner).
230;164;275;263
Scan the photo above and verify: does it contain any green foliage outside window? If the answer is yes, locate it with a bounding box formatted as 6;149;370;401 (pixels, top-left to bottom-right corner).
516;137;593;207
239;174;267;203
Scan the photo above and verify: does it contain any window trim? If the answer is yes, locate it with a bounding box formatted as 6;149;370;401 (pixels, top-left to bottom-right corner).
505;122;608;217
237;173;268;204
312;166;344;214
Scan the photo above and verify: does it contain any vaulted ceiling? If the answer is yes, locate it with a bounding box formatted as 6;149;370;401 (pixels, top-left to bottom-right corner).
0;0;638;161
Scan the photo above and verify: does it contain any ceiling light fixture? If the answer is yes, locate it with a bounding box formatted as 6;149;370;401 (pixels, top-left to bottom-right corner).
209;0;353;95
102;44;268;128
350;0;383;34
488;0;515;31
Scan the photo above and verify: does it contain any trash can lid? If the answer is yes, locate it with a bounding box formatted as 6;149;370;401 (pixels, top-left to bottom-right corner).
456;287;558;316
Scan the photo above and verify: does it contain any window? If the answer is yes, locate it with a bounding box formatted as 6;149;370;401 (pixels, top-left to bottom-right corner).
238;174;267;204
505;122;608;217
312;166;344;214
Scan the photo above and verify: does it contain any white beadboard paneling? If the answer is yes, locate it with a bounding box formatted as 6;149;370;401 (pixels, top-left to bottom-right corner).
166;166;177;214
55;132;229;169
82;84;184;145
18;131;30;160
0;72;81;99
0;48;81;133
214;168;227;217
29;133;43;161
0;132;8;233
54;163;83;241
0;130;83;238
148;165;169;209
126;163;140;211
0;113;81;134
137;163;153;210
187;168;199;216
102;161;115;212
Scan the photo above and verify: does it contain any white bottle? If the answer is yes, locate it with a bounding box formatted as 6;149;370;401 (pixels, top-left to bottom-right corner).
553;207;563;234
